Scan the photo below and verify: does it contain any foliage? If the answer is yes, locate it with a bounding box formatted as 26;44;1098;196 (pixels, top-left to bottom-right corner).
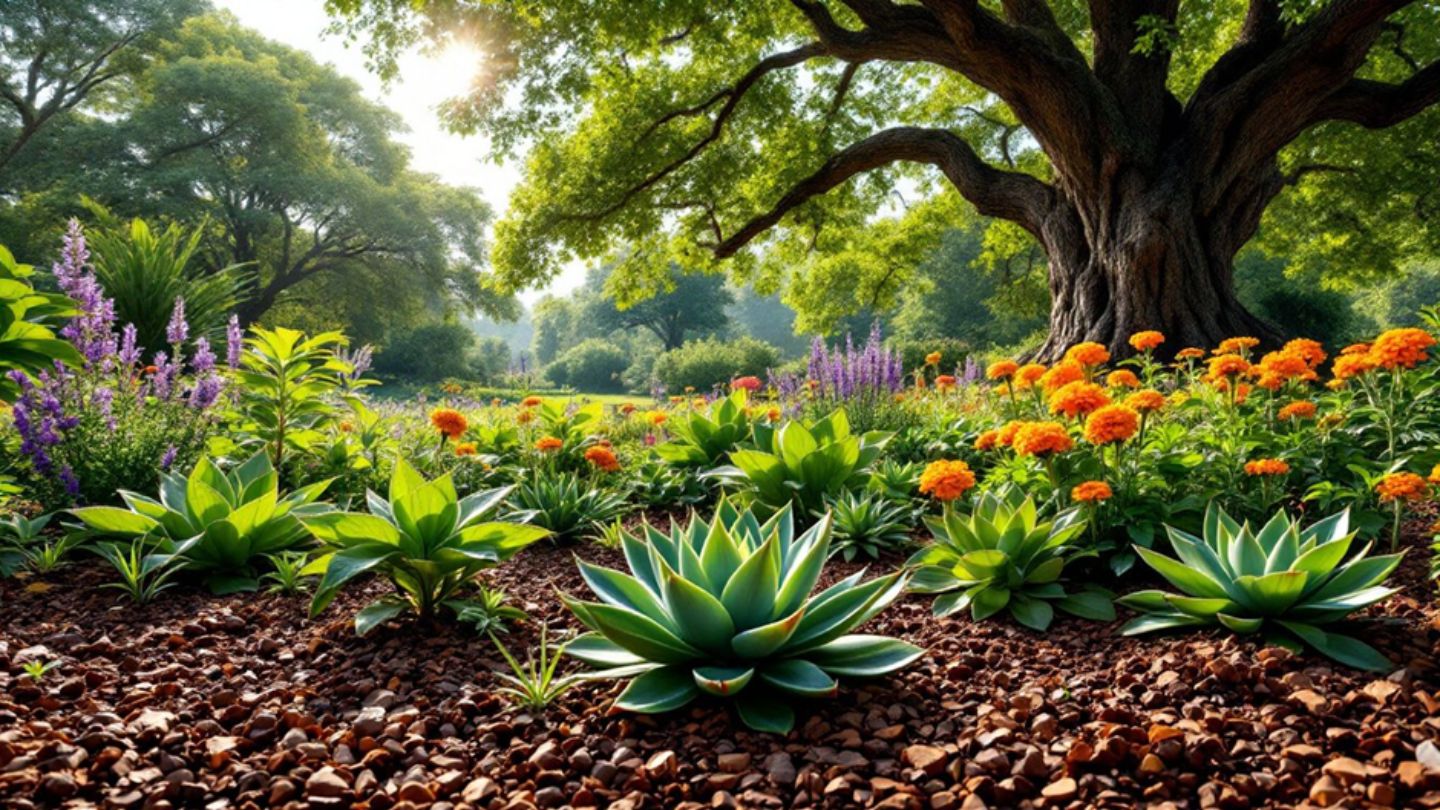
625;460;707;510
373;323;479;383
1118;505;1402;671
653;391;752;467
651;337;779;394
0;244;81;401
70;452;332;593
546;339;629;393
233;326;362;471
82;203;247;354
562;498;922;733
908;491;1115;631
709;409;890;517
302;460;548;633
595;263;733;350
824;489;914;562
509;474;628;542
20;660;61;682
261;551;313;595
0;512;82;576
492;624;580;711
457;584;527;636
93;538;184;604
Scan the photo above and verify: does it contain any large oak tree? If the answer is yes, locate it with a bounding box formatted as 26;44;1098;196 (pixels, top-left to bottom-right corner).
334;1;1439;357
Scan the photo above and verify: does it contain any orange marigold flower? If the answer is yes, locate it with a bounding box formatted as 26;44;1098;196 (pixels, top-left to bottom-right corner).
584;445;621;472
918;459;977;501
974;429;999;451
648;410;668;427
1071;480;1113;503
1014;363;1047;389
1256;350;1314;383
1282;338;1327;368
1040;361;1085;392
987;360;1019;380
516;410;535;424
1376;471;1428;503
925;351;942;366
1064;341;1111;367
1332;352;1376;380
1341;342;1371;356
1124;389;1165;413
1129;331;1165;352
620;403;636;415
1083;404;1140;445
1277;401;1317;421
1243;458;1290;476
535;436;564;452
996;420;1028;447
454;442;478;457
766;407;782;421
1370;327;1437;370
429;408;468;439
1215;337;1260;355
1208;354;1251;378
1012;421;1074;457
935;374;958;388
338;420;354;433
521;395;543;407
1176;347;1206;360
1049;381;1111;419
1105;369;1140;389
731;375;762;392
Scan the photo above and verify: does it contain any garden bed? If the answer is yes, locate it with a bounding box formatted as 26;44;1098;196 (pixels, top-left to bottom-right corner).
3;523;1439;810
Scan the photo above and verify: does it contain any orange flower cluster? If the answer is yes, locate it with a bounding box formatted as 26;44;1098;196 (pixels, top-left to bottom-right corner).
584;445;621;472
1277;401;1317;421
1105;370;1140;389
1175;347;1206;360
1015;363;1048;389
935;374;958;390
1129;331;1165;352
1040;361;1084;393
925;351;943;366
521;395;543;407
1215;337;1260;356
429;408;468;440
1124;389;1166;413
454;442;478;457
1370;328;1437;370
516;410;535;424
1207;354;1251;379
1243;458;1290;476
1376;471;1428;503
974;429;999;450
1012;422;1074;457
987;360;1019;381
1071;480;1113;503
1253;350;1318;390
996;421;1027;447
1083;404;1140;445
731;376;763;392
1064;342;1111;367
1331;352;1376;380
535;436;564;452
919;459;977;501
1049;381;1111;419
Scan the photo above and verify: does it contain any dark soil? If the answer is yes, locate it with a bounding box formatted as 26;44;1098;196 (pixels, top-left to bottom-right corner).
2;525;1439;810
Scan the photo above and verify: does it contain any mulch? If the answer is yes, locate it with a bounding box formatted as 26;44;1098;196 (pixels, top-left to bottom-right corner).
2;520;1440;810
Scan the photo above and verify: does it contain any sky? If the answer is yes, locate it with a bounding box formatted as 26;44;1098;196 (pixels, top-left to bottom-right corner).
215;0;585;307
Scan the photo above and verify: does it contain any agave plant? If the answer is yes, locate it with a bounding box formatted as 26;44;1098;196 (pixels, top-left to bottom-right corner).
70;453;331;593
824;490;914;561
509;473;629;542
907;490;1114;631
302;460;549;634
654;391;752;466
1117;504;1402;670
707;409;891;517
562;498;922;733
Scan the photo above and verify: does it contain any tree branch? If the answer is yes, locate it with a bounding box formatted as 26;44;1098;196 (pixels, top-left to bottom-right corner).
713;127;1053;258
1316;60;1440;128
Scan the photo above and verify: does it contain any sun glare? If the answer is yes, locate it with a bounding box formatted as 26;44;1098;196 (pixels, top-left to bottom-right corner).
426;41;487;100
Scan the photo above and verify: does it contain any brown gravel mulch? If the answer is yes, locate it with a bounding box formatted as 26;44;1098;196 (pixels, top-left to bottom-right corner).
2;526;1440;810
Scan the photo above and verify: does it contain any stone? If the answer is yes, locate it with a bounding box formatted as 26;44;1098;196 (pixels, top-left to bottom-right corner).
1309;775;1345;806
397;781;435;804
1290;689;1329;715
647;750;678;778
462;777;498;804
764;752;796;786
1139;754;1165;775
1419;741;1440;770
306;767;351;798
1041;777;1077;802
718;752;751;773
1321;757;1367;785
903;745;948;777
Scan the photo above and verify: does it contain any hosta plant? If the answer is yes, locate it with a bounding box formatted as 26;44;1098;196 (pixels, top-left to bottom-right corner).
823;490;914;562
70;453;332;593
1118;504;1402;670
907;491;1115;631
708;409;891;517
562;498;922;733
654;391;752;466
302;460;548;634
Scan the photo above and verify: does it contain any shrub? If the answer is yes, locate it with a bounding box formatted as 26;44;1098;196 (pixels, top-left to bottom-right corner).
374;323;477;382
546;338;629;392
653;391;752;467
302;460;548;634
509;473;629;541
70;453;332;593
907;490;1115;631
0;242;81;402
1118;504;1401;670
562;498;922;733
234;326;363;471
651;336;779;393
825;490;914;561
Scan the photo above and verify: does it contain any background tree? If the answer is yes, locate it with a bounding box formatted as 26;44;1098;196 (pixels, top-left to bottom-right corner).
329;0;1440;357
0;0;201;184
593;263;732;350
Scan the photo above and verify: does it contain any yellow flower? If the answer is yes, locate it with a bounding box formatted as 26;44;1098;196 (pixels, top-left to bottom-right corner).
647;410;668;427
918;460;976;501
925;351;942;367
1071;481;1113;503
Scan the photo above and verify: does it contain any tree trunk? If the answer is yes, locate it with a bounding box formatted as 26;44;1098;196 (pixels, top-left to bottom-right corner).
1031;180;1281;361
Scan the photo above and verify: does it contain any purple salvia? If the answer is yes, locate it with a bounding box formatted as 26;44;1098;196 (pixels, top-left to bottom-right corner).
166;297;188;346
192;336;215;373
118;323;140;369
159;445;178;470
226;314;243;368
92;386;116;431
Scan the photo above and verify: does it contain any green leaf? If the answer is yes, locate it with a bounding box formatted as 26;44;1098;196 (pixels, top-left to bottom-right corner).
69;506;159;537
1055;589;1115;622
615;665;699;713
693;665;754;697
1009;594;1054;631
971;585;1011;621
1277;620;1393;671
720;534;780;630
759;659;837;698
731;607;805;659
734;689;795;734
565;632;646;668
805;635;924;677
586;604;702;664
660;567;736;654
355;598;410;636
